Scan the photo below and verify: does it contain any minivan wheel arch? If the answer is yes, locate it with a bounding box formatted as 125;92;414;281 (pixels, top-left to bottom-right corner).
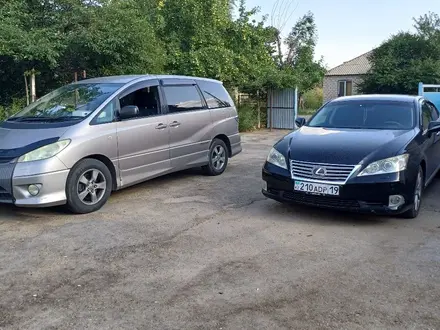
213;134;231;157
77;155;118;191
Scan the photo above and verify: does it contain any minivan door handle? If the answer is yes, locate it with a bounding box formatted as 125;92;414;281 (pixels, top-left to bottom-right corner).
169;121;181;128
155;123;168;130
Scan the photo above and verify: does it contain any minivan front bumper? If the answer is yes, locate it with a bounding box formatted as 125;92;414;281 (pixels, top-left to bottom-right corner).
12;169;69;207
0;157;69;208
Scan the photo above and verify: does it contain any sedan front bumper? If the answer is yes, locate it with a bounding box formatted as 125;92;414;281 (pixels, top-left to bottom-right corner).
262;164;414;215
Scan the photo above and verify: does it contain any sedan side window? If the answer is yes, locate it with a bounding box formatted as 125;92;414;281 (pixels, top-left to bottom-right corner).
421;103;432;130
428;103;439;121
119;86;161;119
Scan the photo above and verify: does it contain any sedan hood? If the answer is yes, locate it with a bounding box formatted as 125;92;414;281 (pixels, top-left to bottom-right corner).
285;126;415;165
0;126;69;162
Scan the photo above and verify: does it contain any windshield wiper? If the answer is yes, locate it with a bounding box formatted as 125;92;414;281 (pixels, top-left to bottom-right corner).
7;116;53;122
7;116;84;123
46;116;85;122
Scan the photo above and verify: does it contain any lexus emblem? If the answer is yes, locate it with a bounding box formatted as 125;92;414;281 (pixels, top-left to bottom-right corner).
313;167;327;176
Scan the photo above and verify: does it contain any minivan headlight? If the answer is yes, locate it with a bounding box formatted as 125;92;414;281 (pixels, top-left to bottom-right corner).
358;154;409;177
267;148;287;169
18;140;71;163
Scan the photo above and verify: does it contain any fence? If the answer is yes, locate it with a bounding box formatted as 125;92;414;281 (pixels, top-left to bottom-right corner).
267;88;298;130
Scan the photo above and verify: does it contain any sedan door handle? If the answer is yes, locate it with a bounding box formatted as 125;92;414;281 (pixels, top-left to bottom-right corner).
155;123;167;130
169;121;181;128
436;131;440;136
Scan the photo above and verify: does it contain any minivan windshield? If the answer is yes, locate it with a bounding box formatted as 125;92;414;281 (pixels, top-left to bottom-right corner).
307;100;415;130
8;83;123;123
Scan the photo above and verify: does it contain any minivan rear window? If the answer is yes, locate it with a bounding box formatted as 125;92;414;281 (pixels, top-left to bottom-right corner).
197;81;232;109
163;85;205;113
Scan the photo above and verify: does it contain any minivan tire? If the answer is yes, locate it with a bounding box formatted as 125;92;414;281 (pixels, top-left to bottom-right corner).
65;158;113;214
401;166;424;219
202;138;229;176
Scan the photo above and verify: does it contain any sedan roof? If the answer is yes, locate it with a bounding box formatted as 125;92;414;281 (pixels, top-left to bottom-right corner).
332;94;420;103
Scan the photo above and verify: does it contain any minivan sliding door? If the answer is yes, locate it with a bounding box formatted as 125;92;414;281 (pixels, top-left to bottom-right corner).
116;80;171;187
160;79;213;170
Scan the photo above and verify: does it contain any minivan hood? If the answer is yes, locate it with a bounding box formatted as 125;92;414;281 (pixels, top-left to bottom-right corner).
286;126;415;165
0;126;69;149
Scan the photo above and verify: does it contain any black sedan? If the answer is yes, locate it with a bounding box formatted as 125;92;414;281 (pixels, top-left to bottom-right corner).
262;95;440;218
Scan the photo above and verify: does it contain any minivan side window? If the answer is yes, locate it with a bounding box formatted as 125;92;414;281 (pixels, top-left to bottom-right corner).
163;85;204;113
197;81;232;109
94;99;117;124
119;86;161;118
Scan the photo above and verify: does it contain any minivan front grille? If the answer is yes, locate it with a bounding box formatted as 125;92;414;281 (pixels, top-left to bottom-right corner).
0;185;13;202
290;160;356;183
0;157;14;164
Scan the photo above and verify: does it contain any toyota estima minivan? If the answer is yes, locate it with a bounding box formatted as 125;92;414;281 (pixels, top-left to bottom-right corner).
0;75;242;213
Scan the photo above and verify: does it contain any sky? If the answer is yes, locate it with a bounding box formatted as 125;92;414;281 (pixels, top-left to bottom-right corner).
246;0;440;69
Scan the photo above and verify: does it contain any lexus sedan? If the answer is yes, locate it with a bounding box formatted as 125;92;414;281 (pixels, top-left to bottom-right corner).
262;95;440;218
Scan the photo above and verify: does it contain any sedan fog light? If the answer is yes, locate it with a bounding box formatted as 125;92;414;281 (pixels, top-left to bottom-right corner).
28;184;41;197
262;180;268;191
389;195;405;210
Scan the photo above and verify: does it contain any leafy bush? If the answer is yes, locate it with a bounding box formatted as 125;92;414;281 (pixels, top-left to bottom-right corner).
302;87;323;110
237;103;258;132
0;98;26;121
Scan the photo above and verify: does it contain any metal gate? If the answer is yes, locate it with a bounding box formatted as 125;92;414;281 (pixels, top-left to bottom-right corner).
419;82;440;109
267;88;298;129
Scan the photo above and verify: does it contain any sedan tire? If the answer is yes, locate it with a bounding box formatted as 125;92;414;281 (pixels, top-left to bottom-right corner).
402;166;424;219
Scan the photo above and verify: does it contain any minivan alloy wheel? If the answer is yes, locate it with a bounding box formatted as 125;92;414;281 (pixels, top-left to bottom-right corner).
212;145;226;171
77;169;107;205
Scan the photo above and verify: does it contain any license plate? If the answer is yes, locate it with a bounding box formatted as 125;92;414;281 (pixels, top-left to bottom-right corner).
294;181;340;196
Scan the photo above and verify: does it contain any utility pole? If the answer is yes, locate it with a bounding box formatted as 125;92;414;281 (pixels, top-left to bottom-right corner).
30;69;36;103
24;73;30;106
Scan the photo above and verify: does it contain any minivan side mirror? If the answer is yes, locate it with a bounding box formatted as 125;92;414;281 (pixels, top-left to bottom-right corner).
119;105;139;120
428;121;440;135
295;117;306;128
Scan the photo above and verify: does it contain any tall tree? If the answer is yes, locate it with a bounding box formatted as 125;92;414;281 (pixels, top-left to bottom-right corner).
359;12;440;95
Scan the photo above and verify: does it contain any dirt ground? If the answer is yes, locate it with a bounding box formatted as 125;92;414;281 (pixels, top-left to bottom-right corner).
1;130;439;330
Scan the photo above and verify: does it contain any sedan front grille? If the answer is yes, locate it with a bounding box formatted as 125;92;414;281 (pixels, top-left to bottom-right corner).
290;160;356;183
282;191;360;209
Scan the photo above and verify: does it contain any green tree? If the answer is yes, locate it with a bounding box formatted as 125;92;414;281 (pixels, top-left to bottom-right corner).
359;12;440;95
0;0;324;114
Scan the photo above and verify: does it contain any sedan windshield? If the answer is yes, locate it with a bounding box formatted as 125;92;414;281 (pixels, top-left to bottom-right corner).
8;83;123;122
308;100;415;130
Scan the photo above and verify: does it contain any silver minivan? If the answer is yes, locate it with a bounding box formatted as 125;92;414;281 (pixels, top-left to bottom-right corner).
0;75;242;213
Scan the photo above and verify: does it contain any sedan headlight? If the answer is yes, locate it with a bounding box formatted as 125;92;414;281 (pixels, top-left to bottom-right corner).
267;147;287;169
358;154;409;177
18;140;71;163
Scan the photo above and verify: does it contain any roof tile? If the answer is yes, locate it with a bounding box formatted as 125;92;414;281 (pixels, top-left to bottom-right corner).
325;51;373;76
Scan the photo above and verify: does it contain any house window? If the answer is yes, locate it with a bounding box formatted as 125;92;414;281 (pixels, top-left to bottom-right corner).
338;80;353;97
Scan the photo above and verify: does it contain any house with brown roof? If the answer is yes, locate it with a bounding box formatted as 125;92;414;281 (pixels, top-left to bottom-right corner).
323;51;372;103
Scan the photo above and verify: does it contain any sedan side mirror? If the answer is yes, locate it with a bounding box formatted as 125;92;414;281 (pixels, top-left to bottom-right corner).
295;117;306;128
119;105;139;120
428;121;440;135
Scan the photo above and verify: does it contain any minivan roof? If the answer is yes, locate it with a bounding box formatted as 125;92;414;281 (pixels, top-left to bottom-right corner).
74;74;223;85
